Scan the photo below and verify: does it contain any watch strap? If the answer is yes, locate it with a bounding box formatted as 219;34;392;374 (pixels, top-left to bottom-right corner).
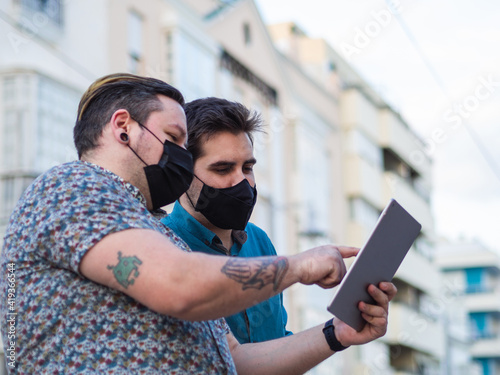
323;318;349;352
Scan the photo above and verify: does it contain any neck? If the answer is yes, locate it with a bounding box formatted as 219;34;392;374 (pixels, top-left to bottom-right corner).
179;194;233;250
82;152;153;211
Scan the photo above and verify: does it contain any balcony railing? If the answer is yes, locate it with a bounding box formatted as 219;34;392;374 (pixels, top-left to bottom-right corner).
465;284;495;294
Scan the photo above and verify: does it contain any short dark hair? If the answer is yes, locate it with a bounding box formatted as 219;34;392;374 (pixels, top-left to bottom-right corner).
74;73;185;158
184;97;263;161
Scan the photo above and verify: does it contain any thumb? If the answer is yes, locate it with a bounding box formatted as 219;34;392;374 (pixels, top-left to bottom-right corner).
337;246;359;258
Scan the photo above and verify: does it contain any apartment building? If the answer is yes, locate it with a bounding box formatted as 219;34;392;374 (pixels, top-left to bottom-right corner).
2;1;484;374
0;0;340;372
267;21;454;375
436;241;500;375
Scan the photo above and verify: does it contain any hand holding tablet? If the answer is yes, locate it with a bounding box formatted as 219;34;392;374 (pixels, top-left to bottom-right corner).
327;199;421;332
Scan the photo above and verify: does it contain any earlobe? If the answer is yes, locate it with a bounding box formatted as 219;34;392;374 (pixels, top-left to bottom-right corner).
119;133;129;144
110;109;132;144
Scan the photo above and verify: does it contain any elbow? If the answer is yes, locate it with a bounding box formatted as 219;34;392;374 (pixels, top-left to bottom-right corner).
144;291;204;321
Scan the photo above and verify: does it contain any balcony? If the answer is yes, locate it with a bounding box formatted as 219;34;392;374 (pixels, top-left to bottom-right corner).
382;171;434;233
384;302;445;357
395;249;441;296
378;108;431;179
471;335;500;358
344;154;384;209
340;88;380;142
464;288;500;313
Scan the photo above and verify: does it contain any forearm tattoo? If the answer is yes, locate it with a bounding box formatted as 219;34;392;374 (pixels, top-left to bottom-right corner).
107;251;143;289
221;256;289;291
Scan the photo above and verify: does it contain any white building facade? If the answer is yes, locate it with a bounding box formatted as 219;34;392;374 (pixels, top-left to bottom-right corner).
436;241;500;375
1;1;484;374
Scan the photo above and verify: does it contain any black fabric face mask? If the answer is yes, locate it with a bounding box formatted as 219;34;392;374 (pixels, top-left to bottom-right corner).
128;123;193;210
190;176;257;230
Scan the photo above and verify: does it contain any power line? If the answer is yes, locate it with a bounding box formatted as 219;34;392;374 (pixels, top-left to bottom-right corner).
385;0;500;184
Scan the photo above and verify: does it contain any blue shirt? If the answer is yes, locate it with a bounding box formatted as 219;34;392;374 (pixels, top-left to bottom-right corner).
162;201;292;343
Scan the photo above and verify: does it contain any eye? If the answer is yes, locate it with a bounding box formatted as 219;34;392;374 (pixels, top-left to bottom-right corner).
243;165;254;173
167;134;177;142
215;168;231;174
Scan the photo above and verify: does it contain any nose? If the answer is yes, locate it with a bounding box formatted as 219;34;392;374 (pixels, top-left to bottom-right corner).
232;175;255;189
231;174;246;187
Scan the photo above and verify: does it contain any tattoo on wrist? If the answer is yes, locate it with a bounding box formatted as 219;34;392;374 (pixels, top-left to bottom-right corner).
107;251;143;289
221;256;289;291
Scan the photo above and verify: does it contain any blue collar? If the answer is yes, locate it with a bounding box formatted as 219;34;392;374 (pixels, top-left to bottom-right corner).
167;201;247;254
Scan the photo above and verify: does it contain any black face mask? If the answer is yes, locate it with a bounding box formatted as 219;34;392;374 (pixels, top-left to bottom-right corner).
188;176;257;230
128;123;193;210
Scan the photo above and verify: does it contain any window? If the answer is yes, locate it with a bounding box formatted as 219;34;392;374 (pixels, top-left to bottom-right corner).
349;197;380;229
2;178;14;217
128;11;143;74
347;129;382;168
243;23;251;45
20;0;63;26
383;148;420;184
477;359;493;375
465;268;486;294
165;31;173;83
469;312;492;339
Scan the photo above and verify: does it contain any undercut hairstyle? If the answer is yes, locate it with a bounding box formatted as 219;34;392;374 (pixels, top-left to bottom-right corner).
74;73;185;158
184;97;263;162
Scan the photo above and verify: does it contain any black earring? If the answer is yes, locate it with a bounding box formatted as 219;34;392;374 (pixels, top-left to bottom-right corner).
120;133;129;142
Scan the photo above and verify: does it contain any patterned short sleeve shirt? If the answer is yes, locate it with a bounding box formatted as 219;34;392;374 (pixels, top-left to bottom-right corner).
0;161;237;374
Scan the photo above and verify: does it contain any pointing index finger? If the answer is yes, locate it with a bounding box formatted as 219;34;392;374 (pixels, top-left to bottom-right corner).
337;246;360;258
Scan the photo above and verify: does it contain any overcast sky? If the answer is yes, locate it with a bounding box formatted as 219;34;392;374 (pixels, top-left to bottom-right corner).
255;0;500;253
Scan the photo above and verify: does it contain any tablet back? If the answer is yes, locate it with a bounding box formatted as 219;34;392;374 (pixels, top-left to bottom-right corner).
327;199;421;331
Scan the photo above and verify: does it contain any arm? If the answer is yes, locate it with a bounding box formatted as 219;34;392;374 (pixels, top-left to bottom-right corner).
229;282;397;375
80;228;355;321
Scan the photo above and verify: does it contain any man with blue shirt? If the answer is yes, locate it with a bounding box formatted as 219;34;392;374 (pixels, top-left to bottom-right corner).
162;98;290;343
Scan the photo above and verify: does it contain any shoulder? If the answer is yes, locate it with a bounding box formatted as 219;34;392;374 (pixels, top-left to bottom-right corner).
242;223;277;255
161;204;182;232
245;222;271;240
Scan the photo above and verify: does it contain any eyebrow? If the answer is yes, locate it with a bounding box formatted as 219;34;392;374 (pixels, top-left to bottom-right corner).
208;158;257;169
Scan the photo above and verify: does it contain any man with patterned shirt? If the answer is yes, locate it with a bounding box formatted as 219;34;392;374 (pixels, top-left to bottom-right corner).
0;73;396;374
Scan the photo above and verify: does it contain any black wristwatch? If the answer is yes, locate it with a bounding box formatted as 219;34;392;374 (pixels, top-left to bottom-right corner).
323;318;349;352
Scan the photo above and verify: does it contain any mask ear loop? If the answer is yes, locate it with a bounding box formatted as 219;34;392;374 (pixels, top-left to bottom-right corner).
127;144;148;166
185;174;203;209
133;119;164;144
126;118;165;166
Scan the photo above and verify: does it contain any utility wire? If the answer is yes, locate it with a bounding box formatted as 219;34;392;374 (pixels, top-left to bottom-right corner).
385;0;500;183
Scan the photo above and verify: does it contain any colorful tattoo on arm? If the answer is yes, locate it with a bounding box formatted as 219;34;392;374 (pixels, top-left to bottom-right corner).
107;251;143;289
221;256;289;291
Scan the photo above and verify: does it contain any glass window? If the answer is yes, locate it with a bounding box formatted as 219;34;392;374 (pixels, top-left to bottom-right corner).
297;126;330;237
3;110;21;170
36;76;79;171
243;23;251;45
465;268;484;294
2;178;14;216
21;0;63;26
177;32;216;100
349;197;380;229
165;31;173;83
3;77;15;104
469;312;491;339
477;359;493;375
128;11;143;73
347;129;382;168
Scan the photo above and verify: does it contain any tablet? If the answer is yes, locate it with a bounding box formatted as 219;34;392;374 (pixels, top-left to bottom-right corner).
327;199;421;331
